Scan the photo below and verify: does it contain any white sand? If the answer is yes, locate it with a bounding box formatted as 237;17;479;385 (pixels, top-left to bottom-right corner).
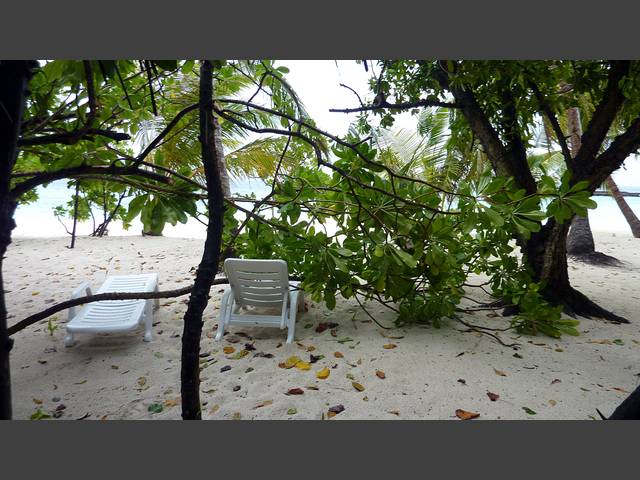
5;232;640;420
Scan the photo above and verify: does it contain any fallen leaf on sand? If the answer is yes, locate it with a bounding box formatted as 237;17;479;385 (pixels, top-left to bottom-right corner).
455;409;480;420
487;392;500;401
306;385;319;391
164;398;180;407
334;352;344;358
281;356;302;369
223;346;235;354
352;382;365;392
388;410;400;416
551;378;561;384
493;368;507;377
309;354;324;363
209;404;220;415
612;387;629;393
522;407;537;415
316;367;330;379
231;350;249;360
588;339;613;345
330;330;338;338
287;408;297;415
295;361;311;371
254;352;274;359
32;398;43;405
327;404;345;418
75;379;88;385
383;344;397;350
375;370;386;379
307;346;316;352
337;336;353;343
457;379;466;385
148;403;163;414
286;388;304;395
548;400;557;406
316;322;339;333
254;400;273;409
232;412;241;420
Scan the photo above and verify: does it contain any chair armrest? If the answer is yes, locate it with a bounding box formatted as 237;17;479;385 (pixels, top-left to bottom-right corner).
68;281;93;322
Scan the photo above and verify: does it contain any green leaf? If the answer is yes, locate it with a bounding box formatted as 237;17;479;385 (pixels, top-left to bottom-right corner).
522;407;537;415
148;403;164;414
483;207;504;227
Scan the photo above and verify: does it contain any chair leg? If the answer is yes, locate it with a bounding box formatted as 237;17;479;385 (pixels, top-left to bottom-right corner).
215;290;232;341
64;332;75;347
153;284;160;311
286;324;295;344
143;302;153;343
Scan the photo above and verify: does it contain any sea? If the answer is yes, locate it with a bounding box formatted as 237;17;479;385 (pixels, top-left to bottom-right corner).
11;179;640;239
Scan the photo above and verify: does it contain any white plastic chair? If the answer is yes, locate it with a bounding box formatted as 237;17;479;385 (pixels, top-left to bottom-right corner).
64;273;159;347
215;258;304;344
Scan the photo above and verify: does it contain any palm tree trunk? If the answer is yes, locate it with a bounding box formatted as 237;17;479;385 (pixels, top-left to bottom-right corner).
566;107;597;254
604;176;640;238
213;117;232;197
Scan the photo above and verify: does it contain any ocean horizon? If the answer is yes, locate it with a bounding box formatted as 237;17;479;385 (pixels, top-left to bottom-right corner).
11;179;640;239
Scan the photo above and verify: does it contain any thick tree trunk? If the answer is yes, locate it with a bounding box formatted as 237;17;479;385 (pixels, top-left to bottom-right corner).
605;176;640;238
180;61;226;419
524;218;628;323
0;60;37;419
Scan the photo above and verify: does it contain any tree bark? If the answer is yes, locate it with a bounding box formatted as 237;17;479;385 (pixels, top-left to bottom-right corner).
605;176;640;238
180;61;226;419
0;60;37;419
523;218;628;322
566;215;595;255
566;107;597;255
69;181;80;248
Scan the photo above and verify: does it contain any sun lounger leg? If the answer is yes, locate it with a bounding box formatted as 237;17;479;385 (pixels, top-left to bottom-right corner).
64;332;75;347
153;282;160;311
215;289;232;341
143;300;153;342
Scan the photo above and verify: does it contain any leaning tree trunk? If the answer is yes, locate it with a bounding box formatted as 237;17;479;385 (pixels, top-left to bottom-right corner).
0;60;37;419
180;61;226;419
604;176;640;238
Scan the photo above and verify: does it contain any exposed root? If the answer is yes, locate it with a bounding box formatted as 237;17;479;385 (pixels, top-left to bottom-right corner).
482;287;629;324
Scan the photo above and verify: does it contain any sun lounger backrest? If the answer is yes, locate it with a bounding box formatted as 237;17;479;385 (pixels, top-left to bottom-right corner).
224;258;289;308
98;274;158;294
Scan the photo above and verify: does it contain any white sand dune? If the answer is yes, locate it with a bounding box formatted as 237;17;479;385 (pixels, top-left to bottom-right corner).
5;231;640;420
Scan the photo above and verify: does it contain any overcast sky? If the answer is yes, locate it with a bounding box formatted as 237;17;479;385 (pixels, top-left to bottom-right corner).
278;60;640;189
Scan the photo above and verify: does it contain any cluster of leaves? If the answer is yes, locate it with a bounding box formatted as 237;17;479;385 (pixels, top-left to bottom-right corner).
230;132;598;337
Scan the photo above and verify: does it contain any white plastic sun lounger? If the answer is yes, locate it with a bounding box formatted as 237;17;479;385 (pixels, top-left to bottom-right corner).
215;259;304;344
64;273;159;347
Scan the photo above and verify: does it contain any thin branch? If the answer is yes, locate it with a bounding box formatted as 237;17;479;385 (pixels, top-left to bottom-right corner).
7;280;228;337
329;98;459;113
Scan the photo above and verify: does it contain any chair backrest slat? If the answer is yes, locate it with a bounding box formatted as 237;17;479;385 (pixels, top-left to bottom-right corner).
225;259;289;308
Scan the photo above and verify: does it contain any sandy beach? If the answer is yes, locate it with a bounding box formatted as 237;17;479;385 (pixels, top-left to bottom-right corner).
4;231;640;420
